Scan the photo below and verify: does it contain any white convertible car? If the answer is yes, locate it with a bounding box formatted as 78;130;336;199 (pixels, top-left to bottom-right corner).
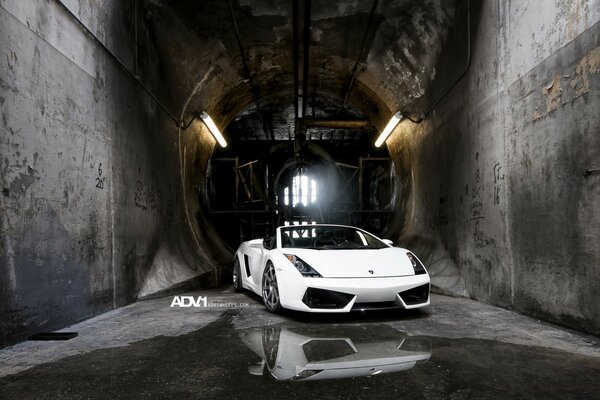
232;224;430;313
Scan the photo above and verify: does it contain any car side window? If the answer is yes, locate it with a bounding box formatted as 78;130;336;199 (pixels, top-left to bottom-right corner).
350;231;364;245
281;233;293;248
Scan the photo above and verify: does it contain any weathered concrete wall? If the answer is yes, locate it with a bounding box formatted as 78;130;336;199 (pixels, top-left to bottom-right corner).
387;0;600;334
0;0;227;345
1;0;598;344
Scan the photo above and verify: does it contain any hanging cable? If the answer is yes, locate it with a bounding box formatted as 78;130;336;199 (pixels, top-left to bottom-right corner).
228;0;274;140
402;0;471;123
339;0;379;112
54;0;184;128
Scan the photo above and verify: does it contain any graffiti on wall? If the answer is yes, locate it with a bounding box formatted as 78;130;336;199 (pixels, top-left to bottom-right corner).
469;153;497;249
95;163;105;189
134;167;163;215
493;162;504;205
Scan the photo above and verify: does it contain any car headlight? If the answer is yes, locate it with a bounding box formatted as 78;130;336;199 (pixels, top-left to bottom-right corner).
284;254;322;277
407;252;427;275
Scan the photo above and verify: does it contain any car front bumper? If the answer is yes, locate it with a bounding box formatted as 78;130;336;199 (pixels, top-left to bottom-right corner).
276;269;431;312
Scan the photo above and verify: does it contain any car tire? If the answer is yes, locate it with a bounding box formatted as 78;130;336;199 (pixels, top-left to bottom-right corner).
232;256;243;292
262;262;282;313
262;326;281;370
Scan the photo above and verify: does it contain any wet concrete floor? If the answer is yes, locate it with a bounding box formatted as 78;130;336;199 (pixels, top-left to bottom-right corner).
1;289;600;399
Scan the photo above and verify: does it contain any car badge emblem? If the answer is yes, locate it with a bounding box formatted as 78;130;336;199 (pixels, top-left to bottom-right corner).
368;270;374;274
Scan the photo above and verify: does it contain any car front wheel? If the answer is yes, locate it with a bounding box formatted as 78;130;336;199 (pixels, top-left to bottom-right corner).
262;262;282;313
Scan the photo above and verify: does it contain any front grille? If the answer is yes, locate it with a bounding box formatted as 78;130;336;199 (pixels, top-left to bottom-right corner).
351;301;399;310
399;284;430;305
302;288;354;309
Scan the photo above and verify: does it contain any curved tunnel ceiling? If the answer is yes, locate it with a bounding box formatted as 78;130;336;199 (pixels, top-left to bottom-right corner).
146;0;461;135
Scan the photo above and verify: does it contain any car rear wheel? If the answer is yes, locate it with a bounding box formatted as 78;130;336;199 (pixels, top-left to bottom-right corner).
262;262;282;313
232;256;243;292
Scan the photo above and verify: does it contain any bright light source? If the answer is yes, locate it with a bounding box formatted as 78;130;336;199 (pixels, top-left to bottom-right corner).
290;174;317;207
200;112;227;148
374;112;403;147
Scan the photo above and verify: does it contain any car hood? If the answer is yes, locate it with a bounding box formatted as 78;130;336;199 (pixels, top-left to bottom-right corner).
286;247;416;278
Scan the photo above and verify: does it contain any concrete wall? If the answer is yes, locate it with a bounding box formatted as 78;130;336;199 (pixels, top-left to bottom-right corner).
387;0;600;334
0;0;226;346
1;0;599;344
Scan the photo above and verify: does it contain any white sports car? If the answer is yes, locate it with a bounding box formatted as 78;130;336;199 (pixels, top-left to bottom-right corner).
232;224;430;313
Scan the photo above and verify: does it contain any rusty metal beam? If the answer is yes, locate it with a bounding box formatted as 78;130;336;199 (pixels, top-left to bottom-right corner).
303;118;370;129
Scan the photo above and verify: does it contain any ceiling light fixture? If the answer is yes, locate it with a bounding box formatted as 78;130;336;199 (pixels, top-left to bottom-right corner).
200;112;227;148
374;112;403;148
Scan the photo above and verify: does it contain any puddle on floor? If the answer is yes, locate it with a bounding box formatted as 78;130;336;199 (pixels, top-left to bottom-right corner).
1;314;599;399
239;324;432;381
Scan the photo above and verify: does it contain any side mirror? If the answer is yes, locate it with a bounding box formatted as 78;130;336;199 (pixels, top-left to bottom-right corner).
262;237;273;250
382;239;394;247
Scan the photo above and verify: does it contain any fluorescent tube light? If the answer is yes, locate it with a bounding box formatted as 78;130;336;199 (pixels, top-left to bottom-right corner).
374;112;403;147
200;112;227;148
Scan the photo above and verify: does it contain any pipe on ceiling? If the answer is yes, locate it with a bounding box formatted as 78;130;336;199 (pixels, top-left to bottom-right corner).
292;0;301;141
301;0;312;119
302;118;370;129
228;0;274;140
339;0;379;113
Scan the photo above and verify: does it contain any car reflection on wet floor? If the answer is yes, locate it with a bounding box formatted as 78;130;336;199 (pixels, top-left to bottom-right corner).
239;325;431;381
1;314;600;399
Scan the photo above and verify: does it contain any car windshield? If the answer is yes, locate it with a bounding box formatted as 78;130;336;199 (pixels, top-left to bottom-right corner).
280;226;387;250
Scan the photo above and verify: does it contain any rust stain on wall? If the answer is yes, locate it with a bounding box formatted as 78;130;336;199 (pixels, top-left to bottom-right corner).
542;74;562;113
570;45;600;97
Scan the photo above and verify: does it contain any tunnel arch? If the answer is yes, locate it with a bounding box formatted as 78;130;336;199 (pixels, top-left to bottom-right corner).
137;0;469;297
177;85;404;241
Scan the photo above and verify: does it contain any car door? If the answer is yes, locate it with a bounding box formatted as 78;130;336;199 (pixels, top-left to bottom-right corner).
251;237;274;288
